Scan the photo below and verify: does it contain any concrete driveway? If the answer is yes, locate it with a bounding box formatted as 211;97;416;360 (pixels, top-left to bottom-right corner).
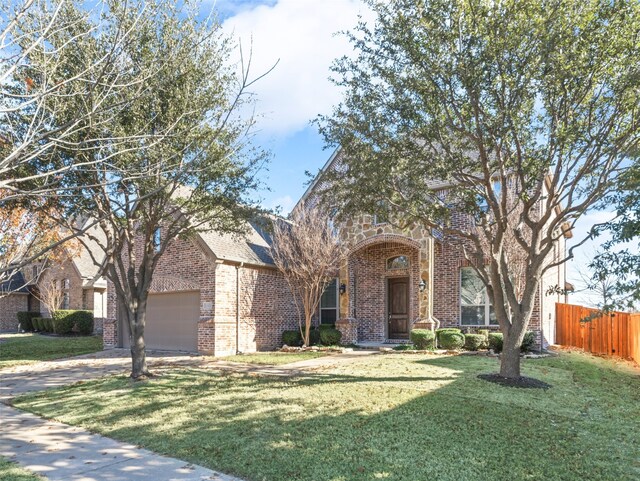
0;348;204;401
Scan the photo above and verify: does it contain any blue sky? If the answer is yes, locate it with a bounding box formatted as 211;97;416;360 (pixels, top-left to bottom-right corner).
213;0;621;307
214;0;374;212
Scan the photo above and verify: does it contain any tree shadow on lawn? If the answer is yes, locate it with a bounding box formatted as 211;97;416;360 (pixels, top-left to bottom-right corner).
14;355;640;481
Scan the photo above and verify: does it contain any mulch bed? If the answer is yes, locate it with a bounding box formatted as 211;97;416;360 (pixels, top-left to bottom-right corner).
478;373;552;389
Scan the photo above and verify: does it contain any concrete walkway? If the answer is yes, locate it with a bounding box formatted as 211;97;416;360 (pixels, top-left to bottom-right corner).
0;405;241;480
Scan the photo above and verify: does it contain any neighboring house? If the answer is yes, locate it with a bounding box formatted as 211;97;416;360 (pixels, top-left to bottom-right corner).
38;223;108;332
295;149;572;349
0;220;109;333
0;271;34;331
103;219;298;356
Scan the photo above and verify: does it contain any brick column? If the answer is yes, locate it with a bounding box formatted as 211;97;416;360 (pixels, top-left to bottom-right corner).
103;318;118;349
336;318;358;344
197;318;215;355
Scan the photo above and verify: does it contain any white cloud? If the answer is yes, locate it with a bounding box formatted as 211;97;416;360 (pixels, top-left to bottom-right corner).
222;0;373;137
266;194;295;214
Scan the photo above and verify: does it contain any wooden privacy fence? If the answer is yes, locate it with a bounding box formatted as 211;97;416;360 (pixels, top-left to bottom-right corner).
556;303;640;364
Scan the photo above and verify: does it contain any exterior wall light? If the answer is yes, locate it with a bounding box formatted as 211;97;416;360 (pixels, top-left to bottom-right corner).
339;283;347;295
419;279;426;292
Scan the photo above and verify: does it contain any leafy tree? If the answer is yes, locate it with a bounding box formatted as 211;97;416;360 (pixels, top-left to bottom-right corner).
318;0;639;379
593;163;640;310
1;0;164;271
49;0;267;379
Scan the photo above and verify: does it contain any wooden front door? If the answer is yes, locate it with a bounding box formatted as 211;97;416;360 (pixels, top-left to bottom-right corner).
388;277;409;339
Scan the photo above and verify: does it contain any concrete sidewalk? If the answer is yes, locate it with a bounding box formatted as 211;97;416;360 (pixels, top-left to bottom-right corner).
0;405;242;481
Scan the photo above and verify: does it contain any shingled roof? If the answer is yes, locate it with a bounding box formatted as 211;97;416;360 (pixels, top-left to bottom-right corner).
0;271;29;294
197;218;275;267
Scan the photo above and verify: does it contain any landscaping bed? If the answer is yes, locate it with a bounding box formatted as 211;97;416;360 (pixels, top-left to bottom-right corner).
12;351;640;481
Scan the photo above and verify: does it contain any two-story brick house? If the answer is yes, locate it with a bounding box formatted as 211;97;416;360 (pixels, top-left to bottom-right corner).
98;148;568;354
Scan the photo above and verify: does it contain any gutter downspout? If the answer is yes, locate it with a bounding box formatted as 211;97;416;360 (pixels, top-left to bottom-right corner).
427;237;441;347
235;262;244;355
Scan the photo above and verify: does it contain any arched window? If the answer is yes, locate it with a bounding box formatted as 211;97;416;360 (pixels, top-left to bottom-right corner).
387;255;409;270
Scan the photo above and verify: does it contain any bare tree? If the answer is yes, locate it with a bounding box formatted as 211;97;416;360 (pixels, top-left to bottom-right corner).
270;204;345;346
36;278;63;317
0;0;175;275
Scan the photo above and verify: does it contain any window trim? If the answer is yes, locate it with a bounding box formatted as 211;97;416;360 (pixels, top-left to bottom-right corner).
387;255;410;270
319;278;339;324
459;267;496;326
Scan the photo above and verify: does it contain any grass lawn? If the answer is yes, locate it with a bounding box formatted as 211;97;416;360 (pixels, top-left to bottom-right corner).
0;333;103;369
0;457;44;481
219;351;327;365
12;351;640;481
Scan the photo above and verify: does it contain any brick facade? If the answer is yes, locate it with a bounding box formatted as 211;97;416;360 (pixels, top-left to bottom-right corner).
0;293;29;331
105;230;298;356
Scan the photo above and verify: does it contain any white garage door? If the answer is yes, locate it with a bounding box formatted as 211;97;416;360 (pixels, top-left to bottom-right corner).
122;290;199;352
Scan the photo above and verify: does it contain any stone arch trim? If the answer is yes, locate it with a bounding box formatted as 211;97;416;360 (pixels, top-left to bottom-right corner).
149;275;199;293
350;234;421;254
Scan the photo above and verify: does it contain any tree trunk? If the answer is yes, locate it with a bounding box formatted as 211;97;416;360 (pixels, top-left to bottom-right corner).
499;340;521;378
122;298;151;380
499;324;526;378
302;315;312;347
130;320;150;379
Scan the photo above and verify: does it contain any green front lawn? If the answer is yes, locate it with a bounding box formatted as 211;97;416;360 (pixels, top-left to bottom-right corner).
219;351;327;365
0;457;44;481
0;333;103;369
13;352;640;481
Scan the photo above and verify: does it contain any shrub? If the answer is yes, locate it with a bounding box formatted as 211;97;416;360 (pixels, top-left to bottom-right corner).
309;328;321;346
477;329;490;348
73;311;94;335
41;318;53;332
52;311;75;335
16;312;40;332
393;344;416;351
410;329;435;350
439;331;465;350
521;331;536;352
282;330;301;346
488;333;504;353
49;310;94;335
464;333;485;351
32;317;41;331
319;328;342;345
435;328;462;347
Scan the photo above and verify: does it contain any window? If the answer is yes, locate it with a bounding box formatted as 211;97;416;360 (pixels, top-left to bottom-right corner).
387;255;409;270
460;267;496;326
153;227;161;252
62;291;70;310
320;278;338;324
372;200;389;225
63;278;70;289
